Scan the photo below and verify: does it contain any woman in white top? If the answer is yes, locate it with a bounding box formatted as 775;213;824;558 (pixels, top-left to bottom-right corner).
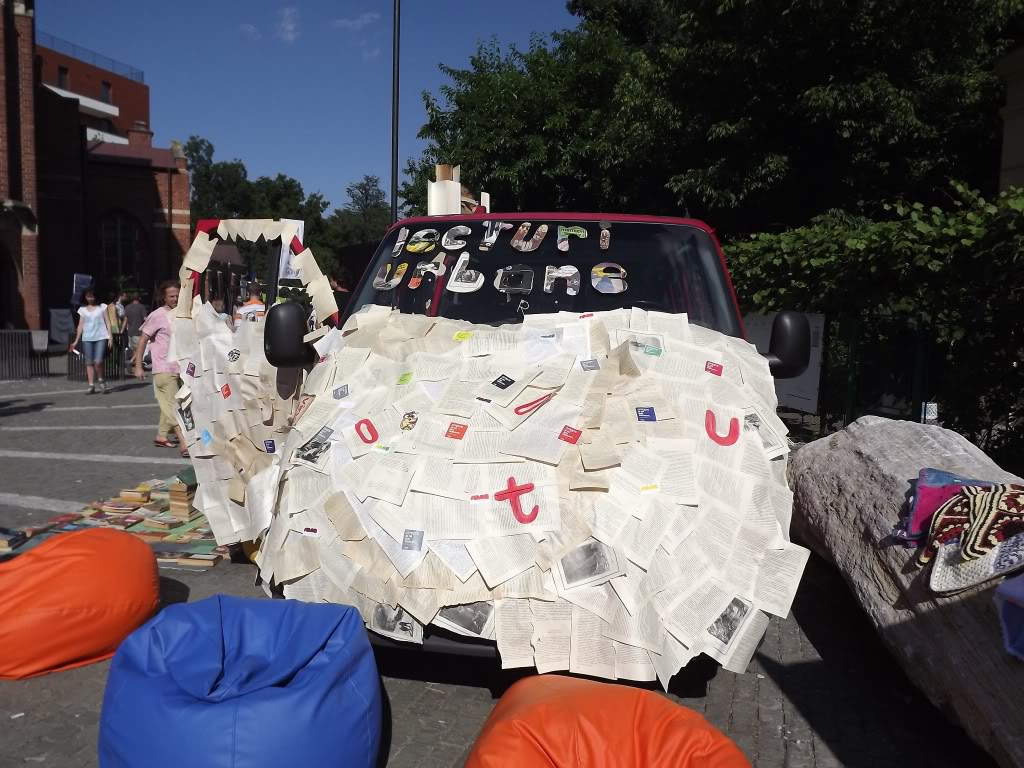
70;288;113;394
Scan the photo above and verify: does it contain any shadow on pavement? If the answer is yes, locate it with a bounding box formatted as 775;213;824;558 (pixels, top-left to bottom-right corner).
105;382;151;394
158;576;191;609
373;644;533;700
768;554;996;767
0;399;51;418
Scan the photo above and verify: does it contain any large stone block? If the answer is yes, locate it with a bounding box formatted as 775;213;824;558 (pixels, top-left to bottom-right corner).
789;416;1024;767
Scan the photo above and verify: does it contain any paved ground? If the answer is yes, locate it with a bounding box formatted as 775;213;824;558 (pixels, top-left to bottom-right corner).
0;375;996;768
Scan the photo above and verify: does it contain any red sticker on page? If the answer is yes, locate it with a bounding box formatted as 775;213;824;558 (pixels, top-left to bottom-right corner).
705;361;724;376
186;362;196;377
220;383;232;398
445;422;468;440
558;426;582;444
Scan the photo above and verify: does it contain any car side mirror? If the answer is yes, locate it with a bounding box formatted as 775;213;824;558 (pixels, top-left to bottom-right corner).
264;302;314;368
764;310;810;379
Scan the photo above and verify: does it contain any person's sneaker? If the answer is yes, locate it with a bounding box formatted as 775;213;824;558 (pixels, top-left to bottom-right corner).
85;385;95;395
99;380;109;394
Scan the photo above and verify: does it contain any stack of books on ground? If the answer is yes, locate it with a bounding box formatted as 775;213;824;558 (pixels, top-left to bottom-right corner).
152;550;224;571
168;468;199;521
0;472;228;571
0;526;28;553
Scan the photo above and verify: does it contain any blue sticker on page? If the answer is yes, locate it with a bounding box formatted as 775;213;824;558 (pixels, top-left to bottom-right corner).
264;440;276;453
635;407;657;422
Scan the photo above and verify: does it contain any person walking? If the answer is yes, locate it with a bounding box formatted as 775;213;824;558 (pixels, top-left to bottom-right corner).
233;282;266;323
70;288;113;394
124;292;148;372
106;290;126;335
133;281;188;456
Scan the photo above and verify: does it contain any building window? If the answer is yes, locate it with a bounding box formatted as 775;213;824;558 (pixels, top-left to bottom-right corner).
101;80;112;103
58;66;69;89
97;213;143;286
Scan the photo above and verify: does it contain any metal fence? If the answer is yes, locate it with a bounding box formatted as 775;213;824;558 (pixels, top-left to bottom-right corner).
67;334;131;382
0;330;50;380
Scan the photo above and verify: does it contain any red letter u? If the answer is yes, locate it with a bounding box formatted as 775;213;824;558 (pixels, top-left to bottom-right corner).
705;410;740;446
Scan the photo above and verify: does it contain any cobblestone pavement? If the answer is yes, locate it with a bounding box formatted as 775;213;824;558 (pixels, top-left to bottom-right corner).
0;377;995;768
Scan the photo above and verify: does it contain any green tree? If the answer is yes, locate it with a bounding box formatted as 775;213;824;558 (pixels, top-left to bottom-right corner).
345;174;388;216
727;183;1024;471
183;135;336;277
402;1;1022;233
183;137;254;228
333;175;391;243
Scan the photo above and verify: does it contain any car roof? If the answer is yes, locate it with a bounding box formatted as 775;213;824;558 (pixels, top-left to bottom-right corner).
389;212;715;236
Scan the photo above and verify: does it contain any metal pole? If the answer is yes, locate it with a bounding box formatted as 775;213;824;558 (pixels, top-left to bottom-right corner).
390;0;401;223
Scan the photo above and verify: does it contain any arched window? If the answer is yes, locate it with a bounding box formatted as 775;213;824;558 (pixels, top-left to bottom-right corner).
96;212;144;286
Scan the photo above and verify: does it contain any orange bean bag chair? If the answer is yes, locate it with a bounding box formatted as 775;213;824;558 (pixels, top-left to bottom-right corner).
0;528;159;680
466;675;750;768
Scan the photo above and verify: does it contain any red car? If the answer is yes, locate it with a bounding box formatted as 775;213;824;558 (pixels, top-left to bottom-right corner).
268;212;809;655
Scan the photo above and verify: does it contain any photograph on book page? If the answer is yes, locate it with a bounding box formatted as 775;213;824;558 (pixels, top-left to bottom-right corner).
721;609;769;674
743;405;789;459
433;600;495;639
370;603;423;644
554;538;627;591
292;426;334;472
664;577;733;647
702;596;754;658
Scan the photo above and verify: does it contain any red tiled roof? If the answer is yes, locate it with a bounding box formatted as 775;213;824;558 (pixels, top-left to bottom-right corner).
87;141;179;169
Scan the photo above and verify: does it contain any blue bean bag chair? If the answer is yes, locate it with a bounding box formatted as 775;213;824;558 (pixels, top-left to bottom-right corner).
99;595;381;768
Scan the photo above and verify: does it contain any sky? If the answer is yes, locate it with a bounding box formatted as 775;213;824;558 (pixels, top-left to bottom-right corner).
38;1;578;212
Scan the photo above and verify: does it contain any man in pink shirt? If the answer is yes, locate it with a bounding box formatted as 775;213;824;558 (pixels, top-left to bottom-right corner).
134;281;187;456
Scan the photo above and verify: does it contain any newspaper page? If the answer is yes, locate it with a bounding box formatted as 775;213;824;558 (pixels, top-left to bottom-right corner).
495;598;536;668
530;598;573;673
754;542;810;618
569;605;617;679
613;641;657;682
466;534;538;588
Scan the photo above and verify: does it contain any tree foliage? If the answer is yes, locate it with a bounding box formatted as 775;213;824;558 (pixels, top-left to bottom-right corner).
402;0;1021;233
727;184;1024;469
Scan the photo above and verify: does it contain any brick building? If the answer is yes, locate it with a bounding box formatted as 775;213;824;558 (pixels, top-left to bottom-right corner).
1;0;190;331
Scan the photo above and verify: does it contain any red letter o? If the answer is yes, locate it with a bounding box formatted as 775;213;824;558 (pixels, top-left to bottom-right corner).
355;419;379;444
